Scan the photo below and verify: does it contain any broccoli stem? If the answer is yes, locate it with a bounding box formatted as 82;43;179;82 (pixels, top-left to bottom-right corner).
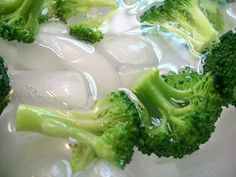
0;0;24;14
153;70;192;99
186;2;218;51
177;19;209;42
65;110;96;119
88;0;117;8
162;23;204;51
135;69;192;99
70;144;96;172
16;105;101;146
16;105;107;136
7;0;44;23
132;69;193;119
26;0;45;19
188;4;218;37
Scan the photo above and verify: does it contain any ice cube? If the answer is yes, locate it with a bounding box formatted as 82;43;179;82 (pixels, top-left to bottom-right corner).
98;33;159;66
11;70;96;109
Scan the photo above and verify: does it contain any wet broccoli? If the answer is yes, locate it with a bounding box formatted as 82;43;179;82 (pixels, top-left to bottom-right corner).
132;67;223;158
0;0;45;43
56;0;117;22
69;143;96;172
38;0;57;24
203;30;236;106
16;91;141;169
0;56;12;115
56;0;117;43
0;0;24;15
140;0;219;52
70;23;104;44
199;0;225;32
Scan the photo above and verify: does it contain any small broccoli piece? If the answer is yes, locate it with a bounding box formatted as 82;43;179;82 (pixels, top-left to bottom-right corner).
70;143;96;172
199;0;225;32
132;67;223;158
16;91;141;169
140;0;219;52
70;23;103;44
56;0;117;22
0;0;45;43
203;30;236;106
0;57;12;115
56;0;117;43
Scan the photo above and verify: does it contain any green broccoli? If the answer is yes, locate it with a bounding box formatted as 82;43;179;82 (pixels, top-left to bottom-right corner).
0;0;24;15
16;91;141;169
70;23;104;44
56;0;117;22
199;0;225;32
132;67;223;158
56;0;117;43
69;143;96;172
0;57;12;115
140;0;219;52
0;0;117;43
38;0;57;24
0;0;45;43
203;30;236;106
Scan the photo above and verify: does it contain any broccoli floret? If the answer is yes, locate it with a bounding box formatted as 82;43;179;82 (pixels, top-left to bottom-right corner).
56;0;117;22
0;57;12;115
16;91;141;169
0;0;45;43
56;0;117;43
70;23;104;44
203;30;236;106
140;0;219;52
132;67;223;158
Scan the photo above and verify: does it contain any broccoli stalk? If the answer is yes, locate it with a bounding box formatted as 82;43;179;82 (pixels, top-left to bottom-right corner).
16;91;141;169
0;57;12;115
140;0;219;52
0;0;45;43
38;0;57;24
56;0;117;22
203;30;236;106
199;0;225;32
132;67;223;158
69;144;96;172
0;0;24;14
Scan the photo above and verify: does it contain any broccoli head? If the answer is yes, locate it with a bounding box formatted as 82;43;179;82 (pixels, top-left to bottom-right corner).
16;90;141;169
203;30;236;106
0;0;45;43
132;67;223;158
0;56;12;115
140;0;219;52
70;23;104;44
